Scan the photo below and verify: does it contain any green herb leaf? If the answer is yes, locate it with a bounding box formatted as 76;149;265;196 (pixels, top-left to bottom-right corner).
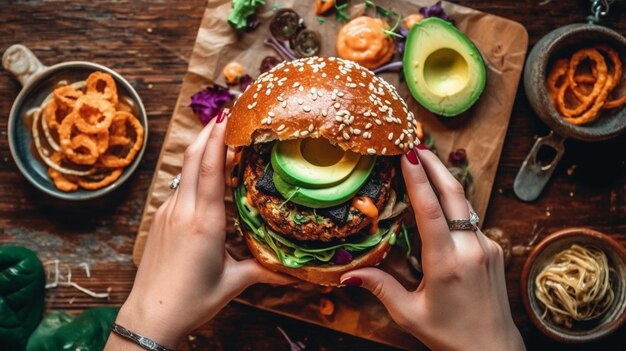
291;212;311;225
316;17;326;25
335;2;350;22
228;0;266;30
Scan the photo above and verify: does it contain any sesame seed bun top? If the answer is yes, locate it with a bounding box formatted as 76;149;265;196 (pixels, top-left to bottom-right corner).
225;57;420;155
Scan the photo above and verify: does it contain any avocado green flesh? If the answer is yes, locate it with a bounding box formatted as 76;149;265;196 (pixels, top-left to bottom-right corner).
272;138;361;188
234;184;393;268
403;17;486;117
273;155;376;209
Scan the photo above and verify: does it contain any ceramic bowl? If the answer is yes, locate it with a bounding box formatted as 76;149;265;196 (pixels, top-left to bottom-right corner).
524;23;626;141
3;44;148;200
521;227;626;343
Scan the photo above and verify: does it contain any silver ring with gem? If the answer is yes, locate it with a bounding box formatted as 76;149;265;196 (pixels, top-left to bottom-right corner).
169;174;181;190
447;210;479;231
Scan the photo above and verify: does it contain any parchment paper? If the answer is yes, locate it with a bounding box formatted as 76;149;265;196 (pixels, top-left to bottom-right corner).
133;1;528;349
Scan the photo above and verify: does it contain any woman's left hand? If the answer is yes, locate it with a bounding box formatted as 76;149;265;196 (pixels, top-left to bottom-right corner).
106;110;294;350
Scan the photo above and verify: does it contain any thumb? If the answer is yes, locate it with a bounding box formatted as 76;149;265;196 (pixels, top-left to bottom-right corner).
340;268;413;323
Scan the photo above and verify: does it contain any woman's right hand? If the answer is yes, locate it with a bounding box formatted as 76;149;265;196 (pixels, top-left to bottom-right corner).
340;145;526;351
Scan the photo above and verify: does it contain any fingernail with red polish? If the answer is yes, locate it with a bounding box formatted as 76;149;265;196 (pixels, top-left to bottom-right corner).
217;108;229;123
405;149;419;165
416;144;428;151
341;276;363;287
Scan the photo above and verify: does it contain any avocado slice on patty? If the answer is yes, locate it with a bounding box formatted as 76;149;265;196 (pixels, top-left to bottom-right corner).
403;17;486;117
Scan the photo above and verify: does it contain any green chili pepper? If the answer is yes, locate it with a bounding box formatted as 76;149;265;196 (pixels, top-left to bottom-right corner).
26;307;118;351
0;246;45;351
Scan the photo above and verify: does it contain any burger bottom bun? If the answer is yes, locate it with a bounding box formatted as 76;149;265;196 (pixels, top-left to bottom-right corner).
239;218;403;286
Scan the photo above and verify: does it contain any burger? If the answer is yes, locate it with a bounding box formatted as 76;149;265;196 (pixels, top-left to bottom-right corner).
226;56;419;286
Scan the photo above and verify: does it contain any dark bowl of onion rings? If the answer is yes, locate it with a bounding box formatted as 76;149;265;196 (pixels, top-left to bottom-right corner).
3;44;148;200
524;23;626;141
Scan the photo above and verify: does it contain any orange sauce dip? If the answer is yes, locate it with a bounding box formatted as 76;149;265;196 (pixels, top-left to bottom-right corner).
336;16;395;69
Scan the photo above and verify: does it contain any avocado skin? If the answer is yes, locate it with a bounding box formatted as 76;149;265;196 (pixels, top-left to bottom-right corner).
403;17;486;117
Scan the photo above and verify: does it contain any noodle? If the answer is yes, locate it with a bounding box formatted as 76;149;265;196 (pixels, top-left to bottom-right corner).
535;244;614;328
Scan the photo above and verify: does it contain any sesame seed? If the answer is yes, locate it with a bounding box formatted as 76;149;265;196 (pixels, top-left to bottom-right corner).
353;128;361;135
365;123;372;129
363;110;371;117
297;98;304;105
382;147;387;154
395;139;400;145
277;124;286;131
300;130;309;137
265;88;271;96
375;119;382;125
268;111;275;117
335;75;340;79
409;141;415;149
277;95;284;102
293;130;300;137
253;93;258;99
298;86;304;92
317;90;323;97
400;133;405;141
322;72;327;78
335;116;343;122
337;92;345;97
281;101;287;108
388;132;394;141
348;83;357;88
367;148;376;154
247;102;257;110
334;102;341;109
293;82;300;88
298;67;304;72
308;123;314;132
339;124;345;130
343;132;350;140
303;105;312;112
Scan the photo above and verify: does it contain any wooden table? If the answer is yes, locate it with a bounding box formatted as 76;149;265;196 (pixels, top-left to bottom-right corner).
1;1;625;350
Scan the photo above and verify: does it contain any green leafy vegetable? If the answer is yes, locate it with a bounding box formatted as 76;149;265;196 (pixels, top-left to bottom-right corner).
0;246;45;351
291;212;311;225
228;0;266;30
334;2;350;22
26;307;118;351
316;17;326;25
234;185;397;268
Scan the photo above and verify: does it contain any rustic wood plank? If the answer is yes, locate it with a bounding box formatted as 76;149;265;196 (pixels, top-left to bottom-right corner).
1;1;625;350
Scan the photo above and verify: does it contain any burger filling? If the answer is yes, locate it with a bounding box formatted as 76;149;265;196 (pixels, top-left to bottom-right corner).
234;139;408;268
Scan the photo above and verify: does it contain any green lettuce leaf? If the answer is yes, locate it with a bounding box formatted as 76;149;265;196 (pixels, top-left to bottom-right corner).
228;0;265;30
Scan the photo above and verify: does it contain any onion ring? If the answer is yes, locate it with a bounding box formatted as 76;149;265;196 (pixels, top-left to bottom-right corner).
53;85;83;110
85;71;118;105
547;59;569;106
595;44;626;109
77;168;123;190
32;110;95;176
73;94;116;134
41;111;62;152
561;49;608;116
47;167;78;192
64;133;100;165
99;111;144;168
563;73;613;125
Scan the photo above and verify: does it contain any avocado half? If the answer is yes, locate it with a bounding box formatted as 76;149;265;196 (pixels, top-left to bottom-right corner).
403;17;486;117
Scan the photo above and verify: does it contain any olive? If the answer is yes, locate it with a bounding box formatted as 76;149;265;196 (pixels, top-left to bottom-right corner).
260;56;282;73
292;29;321;58
269;8;302;41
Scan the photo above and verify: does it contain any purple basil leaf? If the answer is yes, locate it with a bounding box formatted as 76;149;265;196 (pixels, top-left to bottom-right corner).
189;86;235;124
239;74;253;91
332;249;353;265
419;1;450;21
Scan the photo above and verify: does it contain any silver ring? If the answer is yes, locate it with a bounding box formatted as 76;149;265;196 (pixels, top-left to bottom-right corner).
169;174;181;190
447;210;479;231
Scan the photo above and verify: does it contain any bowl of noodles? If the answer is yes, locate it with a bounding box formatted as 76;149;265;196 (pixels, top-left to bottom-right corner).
521;227;626;343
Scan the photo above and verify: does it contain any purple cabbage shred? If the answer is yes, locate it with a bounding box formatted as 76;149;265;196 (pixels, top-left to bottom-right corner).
419;1;450;22
332;248;353;265
189;86;235;125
